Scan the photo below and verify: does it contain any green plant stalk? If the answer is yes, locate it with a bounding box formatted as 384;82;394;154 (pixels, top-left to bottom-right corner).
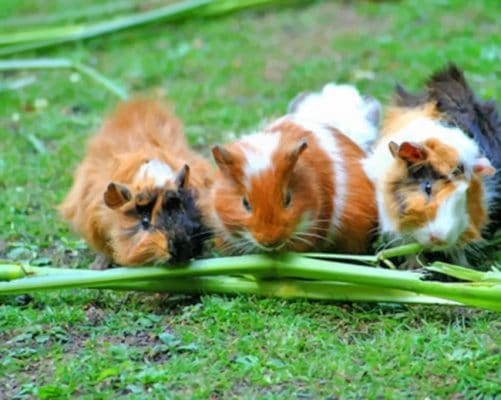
0;0;162;29
0;255;273;294
0;58;127;98
0;0;212;45
0;262;101;281
93;276;459;305
0;263;458;305
0;0;301;55
301;243;424;266
427;262;501;283
197;0;297;16
298;252;377;264
2;253;500;310
0;39;71;56
376;242;424;261
281;255;501;311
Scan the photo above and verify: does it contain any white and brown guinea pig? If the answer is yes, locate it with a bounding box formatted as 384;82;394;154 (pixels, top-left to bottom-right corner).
204;83;380;255
362;69;496;251
59;99;213;267
394;63;501;237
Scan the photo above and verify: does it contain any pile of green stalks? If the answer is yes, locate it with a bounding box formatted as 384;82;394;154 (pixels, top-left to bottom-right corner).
1;244;500;312
0;0;303;56
0;0;306;97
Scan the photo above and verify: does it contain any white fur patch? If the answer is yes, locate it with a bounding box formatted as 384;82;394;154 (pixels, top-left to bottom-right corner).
134;159;174;187
413;182;469;247
376;187;395;234
286;118;347;232
239;132;280;181
290;83;379;152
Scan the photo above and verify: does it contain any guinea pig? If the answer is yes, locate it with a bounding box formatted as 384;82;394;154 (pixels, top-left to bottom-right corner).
58;99;213;267
394;63;501;237
203;83;379;255
362;68;496;251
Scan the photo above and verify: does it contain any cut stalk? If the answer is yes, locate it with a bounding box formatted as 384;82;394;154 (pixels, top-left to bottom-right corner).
0;58;127;98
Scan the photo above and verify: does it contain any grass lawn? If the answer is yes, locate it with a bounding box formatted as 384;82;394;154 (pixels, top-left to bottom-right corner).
1;0;500;398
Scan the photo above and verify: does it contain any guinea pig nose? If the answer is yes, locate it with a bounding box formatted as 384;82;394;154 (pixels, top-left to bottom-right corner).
169;238;192;264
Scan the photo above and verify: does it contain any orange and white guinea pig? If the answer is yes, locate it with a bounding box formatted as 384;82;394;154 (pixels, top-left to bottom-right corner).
204;83;380;254
59;99;213;267
362;71;495;251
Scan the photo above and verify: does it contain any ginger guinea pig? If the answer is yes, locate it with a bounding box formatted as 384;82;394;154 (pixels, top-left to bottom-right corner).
363;72;496;250
204;83;380;254
59;99;213;267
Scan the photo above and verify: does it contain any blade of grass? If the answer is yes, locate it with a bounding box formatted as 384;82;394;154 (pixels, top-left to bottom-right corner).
0;58;127;98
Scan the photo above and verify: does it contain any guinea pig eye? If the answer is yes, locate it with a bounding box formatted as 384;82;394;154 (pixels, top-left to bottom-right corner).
452;163;465;177
422;180;432;196
284;190;292;208
141;216;150;230
242;196;252;212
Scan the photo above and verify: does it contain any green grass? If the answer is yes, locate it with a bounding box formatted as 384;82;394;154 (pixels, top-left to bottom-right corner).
1;0;500;398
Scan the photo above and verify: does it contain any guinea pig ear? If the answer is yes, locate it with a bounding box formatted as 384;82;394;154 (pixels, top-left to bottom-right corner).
390;141;427;163
287;138;308;165
388;141;400;158
280;138;308;180
212;145;233;167
473;157;495;177
104;182;131;209
212;145;243;184
175;164;190;189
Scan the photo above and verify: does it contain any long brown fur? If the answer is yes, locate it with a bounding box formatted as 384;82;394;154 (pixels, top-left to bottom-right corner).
59;99;213;266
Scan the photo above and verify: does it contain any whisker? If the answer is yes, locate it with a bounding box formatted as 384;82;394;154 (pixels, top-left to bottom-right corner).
292;234;313;248
296;231;334;245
